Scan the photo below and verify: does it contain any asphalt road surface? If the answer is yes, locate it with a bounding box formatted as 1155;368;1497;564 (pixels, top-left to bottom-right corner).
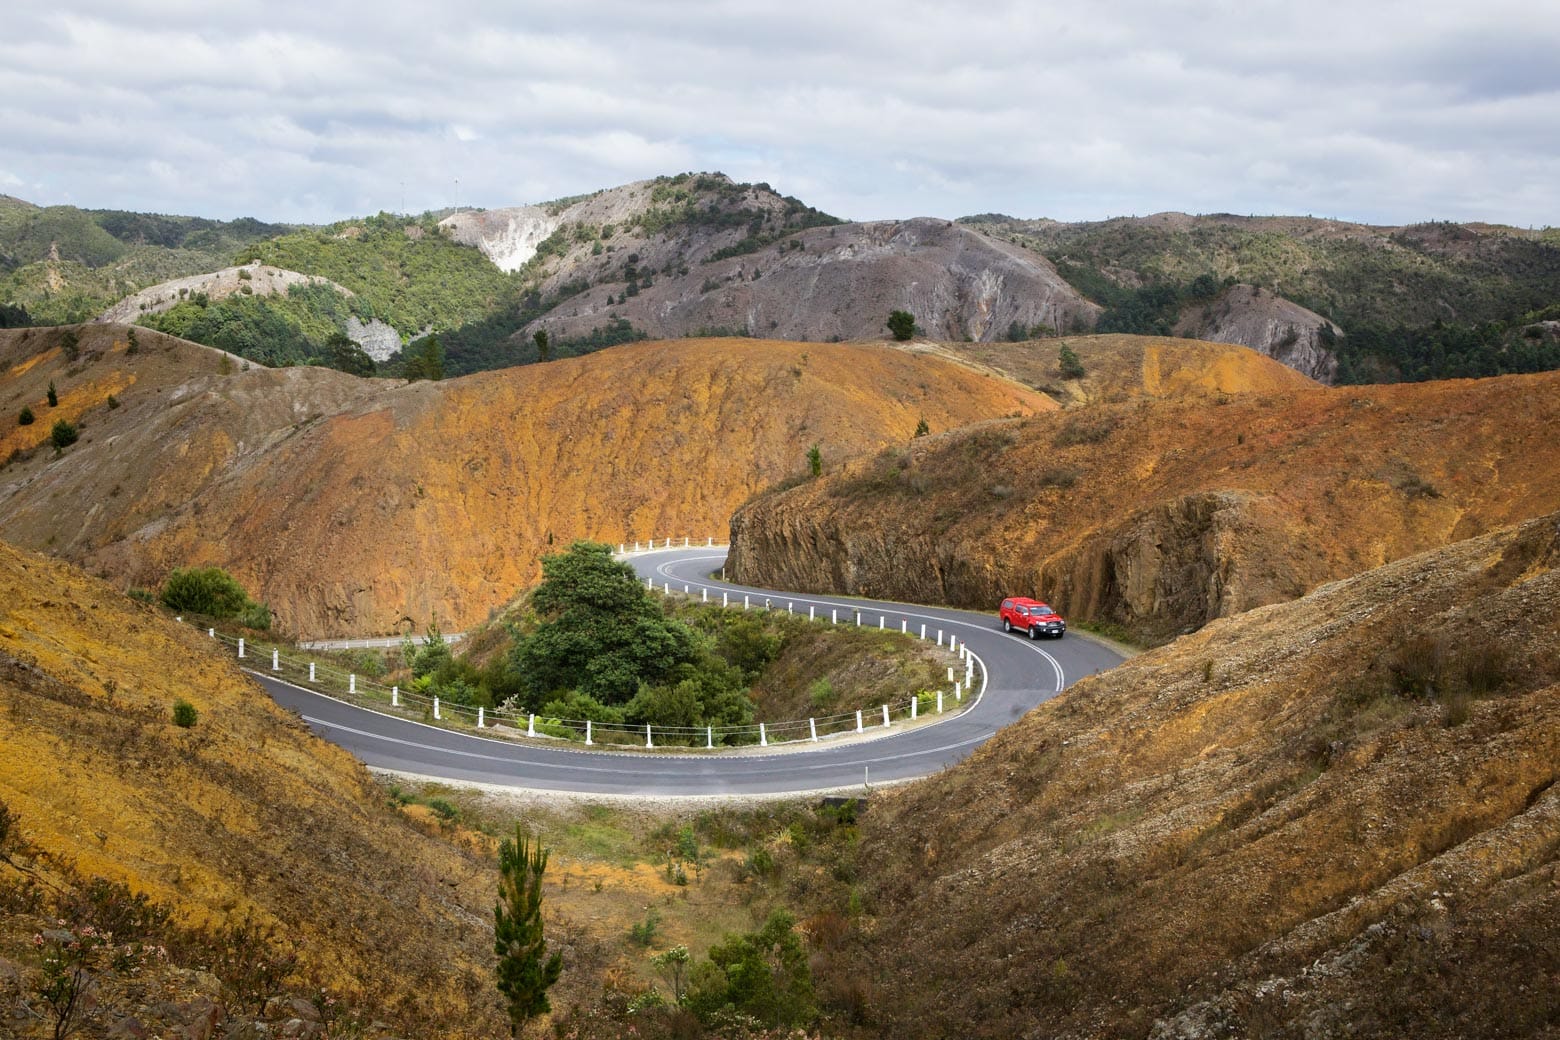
258;547;1126;797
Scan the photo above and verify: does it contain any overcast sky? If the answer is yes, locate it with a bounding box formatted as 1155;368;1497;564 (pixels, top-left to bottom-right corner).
4;1;1558;227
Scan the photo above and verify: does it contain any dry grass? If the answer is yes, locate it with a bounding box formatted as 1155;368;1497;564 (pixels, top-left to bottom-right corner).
0;327;1054;638
840;512;1560;1039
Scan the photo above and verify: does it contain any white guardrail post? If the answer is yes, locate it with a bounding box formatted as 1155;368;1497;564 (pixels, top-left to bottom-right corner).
272;648;280;671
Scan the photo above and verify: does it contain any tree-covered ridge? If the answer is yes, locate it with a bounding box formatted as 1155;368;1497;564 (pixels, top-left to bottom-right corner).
136;283;375;369
0;199;292;324
241;212;515;337
965;213;1560;382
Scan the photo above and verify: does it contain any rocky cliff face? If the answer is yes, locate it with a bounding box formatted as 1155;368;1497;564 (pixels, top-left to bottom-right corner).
729;356;1560;641
523;217;1099;345
1174;283;1340;381
0;325;1052;636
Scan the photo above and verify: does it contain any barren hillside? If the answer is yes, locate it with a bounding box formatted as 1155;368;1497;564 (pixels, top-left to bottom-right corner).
916;332;1319;408
520;216;1099;345
1172;283;1341;382
0;539;508;1036
849;510;1560;1038
729;354;1560;641
0;324;1051;637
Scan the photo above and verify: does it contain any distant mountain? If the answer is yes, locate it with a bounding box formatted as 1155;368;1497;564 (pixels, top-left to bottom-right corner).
0;195;291;324
960;212;1560;383
4;184;1557;384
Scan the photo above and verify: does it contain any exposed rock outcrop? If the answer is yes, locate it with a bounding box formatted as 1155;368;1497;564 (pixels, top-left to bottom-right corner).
729;358;1560;641
523;217;1099;344
1174;283;1340;381
94;262;351;324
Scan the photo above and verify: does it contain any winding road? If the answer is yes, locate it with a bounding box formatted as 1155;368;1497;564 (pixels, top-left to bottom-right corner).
257;547;1125;797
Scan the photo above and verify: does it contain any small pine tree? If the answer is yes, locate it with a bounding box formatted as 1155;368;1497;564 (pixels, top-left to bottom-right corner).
1059;343;1086;379
18;406;33;426
50;419;78;449
807;443;822;477
914;417;930;437
46;382;58;408
495;826;562;1036
172;699;198;728
533;329;550;363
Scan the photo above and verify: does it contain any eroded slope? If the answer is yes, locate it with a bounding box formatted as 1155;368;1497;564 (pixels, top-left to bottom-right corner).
730;352;1560;641
0;325;1051;636
851;512;1560;1038
0;539;505;1035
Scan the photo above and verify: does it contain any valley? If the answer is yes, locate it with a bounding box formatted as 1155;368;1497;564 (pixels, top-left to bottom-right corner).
0;176;1556;1039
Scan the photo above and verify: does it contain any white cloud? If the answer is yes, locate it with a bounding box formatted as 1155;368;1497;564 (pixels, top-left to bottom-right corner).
0;0;1556;226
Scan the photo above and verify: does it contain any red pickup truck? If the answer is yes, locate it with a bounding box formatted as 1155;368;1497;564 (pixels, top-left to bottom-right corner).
999;597;1067;639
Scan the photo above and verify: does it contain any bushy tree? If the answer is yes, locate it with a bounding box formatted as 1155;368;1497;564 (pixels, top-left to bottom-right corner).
321;331;376;376
18;406;34;426
685;910;814;1028
509;542;700;705
403;335;444;382
50;419;78;449
159;566;269;627
886;310;915;341
1059;342;1086;379
533;328;550;363
495;826;562;1036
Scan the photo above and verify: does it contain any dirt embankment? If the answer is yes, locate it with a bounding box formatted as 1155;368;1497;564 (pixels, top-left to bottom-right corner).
0;538;508;1036
729;346;1560;642
851;511;1560;1038
0;326;1051;637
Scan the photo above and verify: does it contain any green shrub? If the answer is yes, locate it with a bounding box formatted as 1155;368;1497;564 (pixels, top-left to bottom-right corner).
629;909;661;946
172;699;198;728
886;310;915;341
159;566;269;628
17;406;33;426
50;419;78;449
1059;342;1086;379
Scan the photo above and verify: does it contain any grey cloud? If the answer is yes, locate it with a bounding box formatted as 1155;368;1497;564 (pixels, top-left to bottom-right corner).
1;1;1557;225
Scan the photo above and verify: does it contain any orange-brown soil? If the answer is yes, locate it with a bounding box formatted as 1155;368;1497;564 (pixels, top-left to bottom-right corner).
0;326;1051;637
851;511;1560;1038
730;347;1560;641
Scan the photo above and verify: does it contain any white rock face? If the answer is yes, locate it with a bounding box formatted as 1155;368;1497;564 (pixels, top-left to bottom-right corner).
440;207;560;272
345;316;403;362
